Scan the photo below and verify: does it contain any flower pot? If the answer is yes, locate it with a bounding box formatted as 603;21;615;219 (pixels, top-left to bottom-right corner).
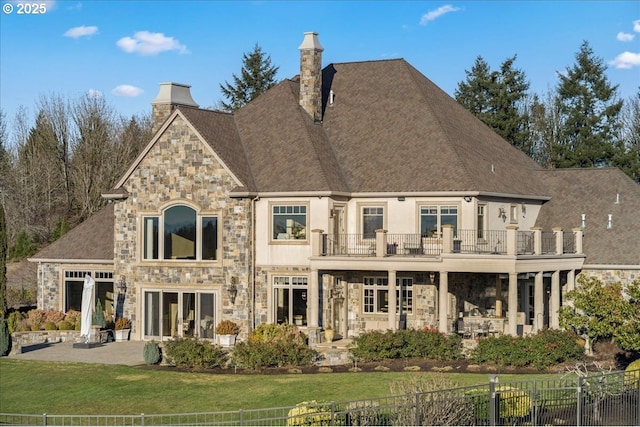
324;329;335;343
115;329;130;342
218;334;237;347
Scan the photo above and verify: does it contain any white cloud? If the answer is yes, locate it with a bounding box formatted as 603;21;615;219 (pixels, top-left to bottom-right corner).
64;25;98;39
617;32;635;42
112;85;144;97
116;31;189;55
609;51;640;69
420;5;461;25
634;19;640;33
87;89;103;99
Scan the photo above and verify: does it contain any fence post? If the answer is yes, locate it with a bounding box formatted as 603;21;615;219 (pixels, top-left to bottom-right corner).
239;409;243;426
331;401;336;426
414;392;421;426
42;413;47;426
576;377;583;427
636;374;640;426
141;413;145;426
489;376;498;426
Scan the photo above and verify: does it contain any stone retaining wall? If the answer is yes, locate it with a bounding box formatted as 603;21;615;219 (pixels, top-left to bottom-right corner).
9;330;80;355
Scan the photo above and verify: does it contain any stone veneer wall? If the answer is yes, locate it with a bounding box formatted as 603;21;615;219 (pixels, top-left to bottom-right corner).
114;114;252;340
580;268;639;285
37;262;62;311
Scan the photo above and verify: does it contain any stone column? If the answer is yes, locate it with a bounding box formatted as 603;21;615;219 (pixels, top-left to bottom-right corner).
508;273;518;336
573;228;583;254
388;270;397;331
495;275;503;318
532;227;542;255
506;226;518;255
438;272;449;333
554;228;564;255
308;269;320;344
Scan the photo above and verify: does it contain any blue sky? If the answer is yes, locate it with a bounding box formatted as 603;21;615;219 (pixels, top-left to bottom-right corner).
1;1;639;135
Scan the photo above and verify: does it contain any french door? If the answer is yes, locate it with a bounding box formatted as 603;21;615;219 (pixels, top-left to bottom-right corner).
143;290;216;340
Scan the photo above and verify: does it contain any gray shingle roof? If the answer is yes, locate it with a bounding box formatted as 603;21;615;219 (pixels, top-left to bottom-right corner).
535;168;640;266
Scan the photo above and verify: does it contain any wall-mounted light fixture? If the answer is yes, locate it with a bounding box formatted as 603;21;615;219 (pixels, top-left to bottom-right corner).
228;277;238;304
581;214;586;228
427;272;438;285
397;196;405;201
521;203;526;216
464;196;472;203
498;208;507;222
116;275;127;295
607;214;612;230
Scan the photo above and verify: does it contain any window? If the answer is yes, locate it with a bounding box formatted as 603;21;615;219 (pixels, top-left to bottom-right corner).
64;271;114;317
420;205;458;237
142;204;219;261
477;205;486;239
362;206;384;239
363;277;413;314
272;205;307;240
510;204;518;223
274;276;308;325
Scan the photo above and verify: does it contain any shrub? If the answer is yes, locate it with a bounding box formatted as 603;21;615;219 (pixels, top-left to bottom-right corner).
44;321;57;331
215;320;240;335
57;320;74;331
465;385;532;421
471;329;584;369
92;300;106;328
115;317;131;330
27;309;45;331
624;358;640;388
231;323;318;369
64;310;81;330
350;329;462;362
286;400;335;426
0;318;11;356
163;337;227;369
7;311;22;333
42;309;65;324
143;341;162;365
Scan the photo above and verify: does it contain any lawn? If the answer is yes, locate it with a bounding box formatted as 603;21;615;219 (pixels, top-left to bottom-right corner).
0;359;558;415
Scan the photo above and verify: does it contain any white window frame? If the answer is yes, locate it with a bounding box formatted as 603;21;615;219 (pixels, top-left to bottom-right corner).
141;204;220;262
363;276;413;314
420;205;459;237
477;204;487;240
273;276;309;326
358;203;386;240
270;203;309;243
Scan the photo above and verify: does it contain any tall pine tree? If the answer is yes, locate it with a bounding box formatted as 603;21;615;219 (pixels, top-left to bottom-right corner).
219;44;279;111
553;41;623;168
456;55;531;154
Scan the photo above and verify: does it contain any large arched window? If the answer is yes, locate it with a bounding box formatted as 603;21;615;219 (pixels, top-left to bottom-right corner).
143;205;219;261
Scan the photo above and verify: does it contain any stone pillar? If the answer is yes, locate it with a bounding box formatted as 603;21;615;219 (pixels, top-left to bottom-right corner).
550;271;560;329
388;270;397;331
438;272;449;333
508;273;518;336
532;227;542;255
573;228;583;254
311;229;324;257
298;32;324;121
442;224;453;253
309;270;319;329
375;229;387;258
506;226;518;255
554;228;563;255
566;269;576;308
534;272;544;332
495;275;503;318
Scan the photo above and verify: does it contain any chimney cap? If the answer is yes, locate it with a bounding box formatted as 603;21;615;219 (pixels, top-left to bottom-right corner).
151;82;199;107
298;32;324;52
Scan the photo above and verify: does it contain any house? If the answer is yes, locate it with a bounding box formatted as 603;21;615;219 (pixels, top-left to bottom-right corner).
29;32;640;344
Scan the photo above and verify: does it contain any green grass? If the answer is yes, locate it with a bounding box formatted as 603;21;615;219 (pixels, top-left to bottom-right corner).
0;359;558;415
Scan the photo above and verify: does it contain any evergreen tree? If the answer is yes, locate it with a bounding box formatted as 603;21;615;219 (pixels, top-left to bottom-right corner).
219;44;279;111
456;55;531;154
0;201;10;356
553;41;623;168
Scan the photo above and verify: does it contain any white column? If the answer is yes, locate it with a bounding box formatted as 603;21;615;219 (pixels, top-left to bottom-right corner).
534;272;544;332
508;273;518;336
550;271;560;329
566;269;576;308
309;270;319;328
438;272;449;333
388;270;397;331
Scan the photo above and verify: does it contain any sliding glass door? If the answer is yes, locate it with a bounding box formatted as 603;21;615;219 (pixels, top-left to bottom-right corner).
143;290;215;341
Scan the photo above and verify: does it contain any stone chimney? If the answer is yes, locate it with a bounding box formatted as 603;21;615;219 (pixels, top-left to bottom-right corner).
298;32;323;122
151;82;199;134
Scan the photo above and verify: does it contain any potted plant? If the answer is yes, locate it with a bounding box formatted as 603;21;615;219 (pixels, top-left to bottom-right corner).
324;327;335;343
114;317;131;342
215;319;240;347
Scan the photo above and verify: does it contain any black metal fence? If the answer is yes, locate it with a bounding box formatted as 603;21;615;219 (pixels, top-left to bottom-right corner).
2;369;638;426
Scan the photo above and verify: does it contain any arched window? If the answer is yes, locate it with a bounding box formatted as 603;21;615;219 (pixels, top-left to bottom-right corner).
143;205;219;261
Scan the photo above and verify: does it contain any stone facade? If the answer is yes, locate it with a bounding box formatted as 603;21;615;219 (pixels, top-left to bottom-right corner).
114;113;252;340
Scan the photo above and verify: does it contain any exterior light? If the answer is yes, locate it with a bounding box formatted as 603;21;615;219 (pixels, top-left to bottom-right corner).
116;275;127;295
228;277;238;304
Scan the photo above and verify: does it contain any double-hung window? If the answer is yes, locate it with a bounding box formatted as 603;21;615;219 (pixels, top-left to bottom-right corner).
274;276;308;326
142;205;219;261
272;205;307;241
363;277;413;314
420;205;458;237
477;205;486;240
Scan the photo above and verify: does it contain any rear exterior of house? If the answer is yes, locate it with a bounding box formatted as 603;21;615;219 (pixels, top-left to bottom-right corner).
29;32;639;344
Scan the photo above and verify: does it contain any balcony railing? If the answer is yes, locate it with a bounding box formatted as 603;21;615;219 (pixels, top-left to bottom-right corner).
317;227;581;258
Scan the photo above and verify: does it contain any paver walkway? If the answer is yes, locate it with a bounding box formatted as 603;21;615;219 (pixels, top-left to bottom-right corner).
7;340;146;366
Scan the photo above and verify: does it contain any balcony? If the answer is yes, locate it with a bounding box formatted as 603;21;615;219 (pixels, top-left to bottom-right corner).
315;226;582;258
